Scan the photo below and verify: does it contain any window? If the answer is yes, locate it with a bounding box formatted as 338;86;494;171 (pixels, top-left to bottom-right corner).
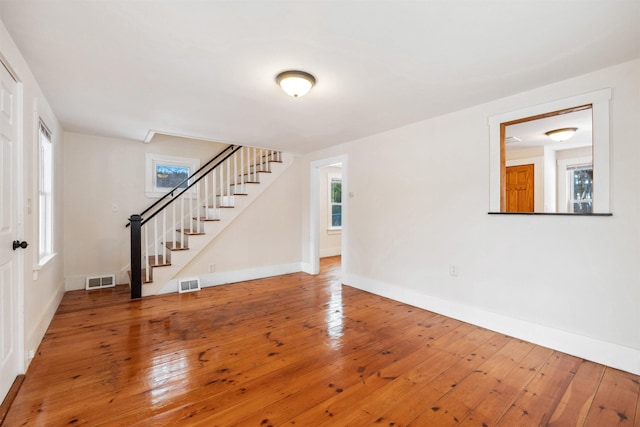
329;176;342;228
145;153;199;198
557;156;592;214
38;120;53;260
156;164;189;190
568;164;593;213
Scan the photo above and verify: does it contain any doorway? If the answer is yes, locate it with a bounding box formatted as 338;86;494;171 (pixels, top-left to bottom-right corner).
309;155;347;277
319;164;342;258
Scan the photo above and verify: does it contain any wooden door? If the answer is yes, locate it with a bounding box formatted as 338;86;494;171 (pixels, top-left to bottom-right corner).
0;61;22;401
505;164;534;212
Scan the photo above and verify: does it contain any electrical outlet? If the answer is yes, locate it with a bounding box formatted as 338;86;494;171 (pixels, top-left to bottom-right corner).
111;203;119;212
208;264;215;273
449;264;459;277
28;349;35;359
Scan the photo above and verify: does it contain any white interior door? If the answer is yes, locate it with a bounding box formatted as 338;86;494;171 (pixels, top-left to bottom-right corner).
0;61;22;401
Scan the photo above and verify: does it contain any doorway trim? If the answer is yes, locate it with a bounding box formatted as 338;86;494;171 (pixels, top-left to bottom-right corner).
308;154;348;276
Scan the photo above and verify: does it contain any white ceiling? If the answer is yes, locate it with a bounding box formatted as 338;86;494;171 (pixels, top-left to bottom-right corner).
1;1;638;154
506;108;593;151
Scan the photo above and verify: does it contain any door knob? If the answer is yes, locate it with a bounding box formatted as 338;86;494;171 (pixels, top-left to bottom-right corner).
12;240;28;250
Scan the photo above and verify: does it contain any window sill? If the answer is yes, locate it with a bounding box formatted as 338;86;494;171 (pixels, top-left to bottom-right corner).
327;228;342;234
34;252;57;271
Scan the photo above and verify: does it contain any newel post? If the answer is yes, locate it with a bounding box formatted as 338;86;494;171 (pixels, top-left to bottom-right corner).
129;214;142;299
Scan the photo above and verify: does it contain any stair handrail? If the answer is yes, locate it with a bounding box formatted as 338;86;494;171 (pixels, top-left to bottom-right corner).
126;144;236;228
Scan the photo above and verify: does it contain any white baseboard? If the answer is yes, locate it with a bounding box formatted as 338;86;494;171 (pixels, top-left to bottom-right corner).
116;271;130;286
300;262;315;275
25;280;65;369
64;275;85;291
158;262;304;294
319;247;342;258
65;271;129;291
201;262;303;287
345;273;640;376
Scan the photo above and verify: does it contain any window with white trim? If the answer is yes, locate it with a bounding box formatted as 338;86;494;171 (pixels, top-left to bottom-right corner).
328;175;342;229
38;120;54;261
557;156;593;214
145;153;200;198
567;163;593;213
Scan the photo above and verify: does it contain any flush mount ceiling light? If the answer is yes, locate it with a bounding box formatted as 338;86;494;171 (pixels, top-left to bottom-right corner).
276;70;316;97
545;127;578;142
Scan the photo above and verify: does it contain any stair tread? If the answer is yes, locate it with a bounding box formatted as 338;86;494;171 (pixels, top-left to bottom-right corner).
193;217;220;221
147;255;171;267
164;242;189;251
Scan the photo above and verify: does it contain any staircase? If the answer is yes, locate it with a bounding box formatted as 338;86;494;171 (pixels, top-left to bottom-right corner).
128;145;292;298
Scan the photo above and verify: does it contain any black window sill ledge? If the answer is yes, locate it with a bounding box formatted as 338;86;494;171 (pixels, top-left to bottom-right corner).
488;212;612;216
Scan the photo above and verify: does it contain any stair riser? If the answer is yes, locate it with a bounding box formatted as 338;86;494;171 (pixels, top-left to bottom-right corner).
216;195;235;207
229;184;251;195
201;207;221;220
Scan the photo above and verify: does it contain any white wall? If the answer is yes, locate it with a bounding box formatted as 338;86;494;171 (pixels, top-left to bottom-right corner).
301;59;640;374
180;158;303;279
556;146;592;161
0;18;65;368
319;166;342;257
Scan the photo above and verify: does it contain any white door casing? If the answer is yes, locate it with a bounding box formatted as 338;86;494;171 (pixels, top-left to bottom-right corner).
0;60;23;401
308;155;348;276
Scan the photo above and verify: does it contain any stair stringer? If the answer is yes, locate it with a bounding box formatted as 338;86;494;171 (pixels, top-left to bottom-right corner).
141;152;294;296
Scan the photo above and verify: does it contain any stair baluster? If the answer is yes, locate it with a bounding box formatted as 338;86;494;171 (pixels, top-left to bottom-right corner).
171;200;176;248
211;166;218;215
204;172;209;220
144;222;150;283
240;147;245;188
180;197;185;248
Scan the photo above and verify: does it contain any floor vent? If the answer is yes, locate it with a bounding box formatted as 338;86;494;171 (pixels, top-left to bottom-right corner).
86;274;116;290
178;277;201;293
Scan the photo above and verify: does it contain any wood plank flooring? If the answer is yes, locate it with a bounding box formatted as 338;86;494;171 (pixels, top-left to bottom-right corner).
4;256;640;426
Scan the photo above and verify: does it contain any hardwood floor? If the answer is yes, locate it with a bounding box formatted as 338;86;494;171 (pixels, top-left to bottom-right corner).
4;256;640;426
